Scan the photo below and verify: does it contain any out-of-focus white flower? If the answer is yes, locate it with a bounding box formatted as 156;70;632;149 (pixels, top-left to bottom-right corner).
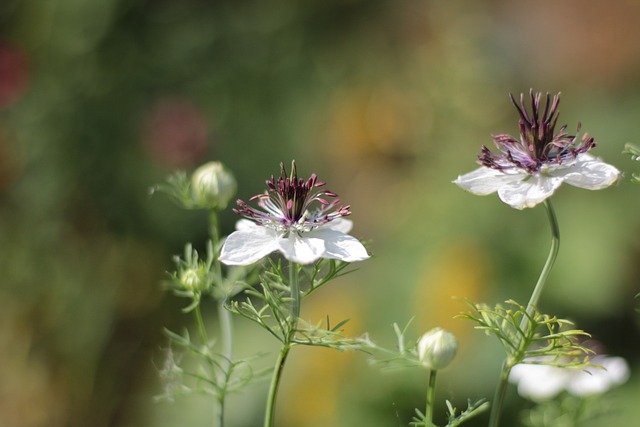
454;91;619;209
417;327;458;370
566;355;630;396
220;161;369;265
509;355;630;402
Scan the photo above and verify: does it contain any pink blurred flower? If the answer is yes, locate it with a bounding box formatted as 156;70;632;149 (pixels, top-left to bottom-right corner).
142;98;210;167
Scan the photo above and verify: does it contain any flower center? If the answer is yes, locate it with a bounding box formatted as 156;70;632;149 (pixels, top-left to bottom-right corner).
478;91;595;174
233;161;351;234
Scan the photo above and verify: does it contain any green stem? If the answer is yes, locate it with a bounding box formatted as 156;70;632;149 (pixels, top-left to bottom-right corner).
523;199;560;321
208;209;232;362
289;261;301;323
216;302;233;427
488;199;560;427
210;209;232;427
194;301;224;427
264;261;301;427
218;302;233;362
216;394;224;427
194;302;209;347
264;344;291;427
425;369;438;426
488;362;511;427
210;211;224;285
208;209;231;360
209;210;220;248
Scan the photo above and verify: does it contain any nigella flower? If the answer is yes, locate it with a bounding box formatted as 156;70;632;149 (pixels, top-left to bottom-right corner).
509;355;630;402
454;91;620;209
219;161;369;265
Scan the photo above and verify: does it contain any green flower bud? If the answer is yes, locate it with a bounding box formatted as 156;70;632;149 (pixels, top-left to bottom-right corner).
417;327;458;370
191;161;237;209
180;268;206;292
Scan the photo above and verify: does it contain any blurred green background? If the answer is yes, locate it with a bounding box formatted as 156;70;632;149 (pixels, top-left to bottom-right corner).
2;0;640;426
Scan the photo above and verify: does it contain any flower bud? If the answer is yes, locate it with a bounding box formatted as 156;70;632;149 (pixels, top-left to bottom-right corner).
180;268;206;292
191;161;236;209
417;327;458;370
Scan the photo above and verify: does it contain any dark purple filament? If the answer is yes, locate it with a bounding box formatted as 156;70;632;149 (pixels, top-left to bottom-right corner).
478;90;596;174
234;161;351;233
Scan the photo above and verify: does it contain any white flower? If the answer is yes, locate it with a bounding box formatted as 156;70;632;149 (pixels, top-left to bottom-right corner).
509;355;630;402
221;218;369;265
454;153;619;210
566;355;630;396
219;161;369;266
454;91;620;209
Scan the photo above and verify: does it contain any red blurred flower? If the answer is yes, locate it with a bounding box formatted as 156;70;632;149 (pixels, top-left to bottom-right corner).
0;42;29;109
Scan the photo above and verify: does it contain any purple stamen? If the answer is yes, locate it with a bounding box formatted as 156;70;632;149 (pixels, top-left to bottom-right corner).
478;90;596;174
233;161;351;233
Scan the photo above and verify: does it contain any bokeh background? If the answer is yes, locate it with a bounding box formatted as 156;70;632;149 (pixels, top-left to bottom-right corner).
2;0;640;426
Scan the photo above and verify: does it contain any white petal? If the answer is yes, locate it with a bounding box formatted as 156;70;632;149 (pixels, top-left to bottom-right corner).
277;234;326;265
510;364;569;402
235;219;259;231
454;167;525;196
567;370;611;396
550;154;620;190
323;218;353;233
600;356;631;386
567;356;630;396
497;175;563;209
219;227;280;265
309;228;369;262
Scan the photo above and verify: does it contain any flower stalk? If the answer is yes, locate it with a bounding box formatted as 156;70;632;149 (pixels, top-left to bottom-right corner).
523;199;560;323
289;261;301;322
210;208;234;427
209;209;233;363
264;344;291;427
488;199;561;427
218;303;233;363
488;362;512;427
194;303;209;349
425;369;438;426
264;261;301;427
